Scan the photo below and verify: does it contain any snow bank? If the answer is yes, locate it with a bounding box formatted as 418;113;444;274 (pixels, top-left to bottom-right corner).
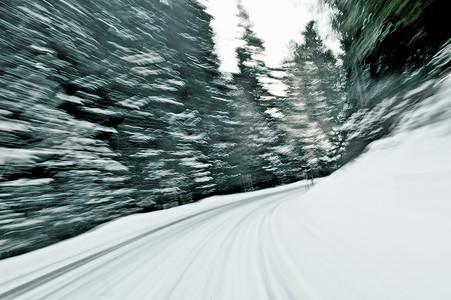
287;74;451;298
0;179;307;292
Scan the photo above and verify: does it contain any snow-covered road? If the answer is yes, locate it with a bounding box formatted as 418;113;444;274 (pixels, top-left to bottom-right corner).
1;75;451;300
0;184;313;299
1;160;450;300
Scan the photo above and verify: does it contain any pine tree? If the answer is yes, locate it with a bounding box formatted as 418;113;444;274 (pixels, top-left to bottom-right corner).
0;0;245;258
281;21;347;175
231;1;300;188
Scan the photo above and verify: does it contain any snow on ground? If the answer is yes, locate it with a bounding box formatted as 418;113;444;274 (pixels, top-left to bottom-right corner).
0;77;450;299
280;75;451;299
0;181;310;299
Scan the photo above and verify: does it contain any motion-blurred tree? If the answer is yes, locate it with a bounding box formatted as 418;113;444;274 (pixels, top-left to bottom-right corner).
0;0;250;258
281;21;346;175
232;1;300;188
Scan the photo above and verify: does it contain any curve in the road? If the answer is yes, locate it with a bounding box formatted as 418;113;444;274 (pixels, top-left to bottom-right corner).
0;185;307;300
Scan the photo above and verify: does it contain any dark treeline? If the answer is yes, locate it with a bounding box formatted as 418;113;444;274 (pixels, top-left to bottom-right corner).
318;0;450;163
276;0;450;170
0;0;449;259
0;0;304;259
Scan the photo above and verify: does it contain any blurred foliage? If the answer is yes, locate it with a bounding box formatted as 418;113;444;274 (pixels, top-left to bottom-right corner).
0;0;304;259
326;0;449;76
281;0;450;172
232;1;303;189
320;0;450;164
1;0;448;260
279;21;347;176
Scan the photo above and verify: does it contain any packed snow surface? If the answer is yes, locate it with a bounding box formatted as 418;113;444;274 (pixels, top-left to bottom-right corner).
1;77;451;299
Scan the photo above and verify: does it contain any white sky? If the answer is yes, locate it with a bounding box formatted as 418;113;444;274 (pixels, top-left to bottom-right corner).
204;0;341;73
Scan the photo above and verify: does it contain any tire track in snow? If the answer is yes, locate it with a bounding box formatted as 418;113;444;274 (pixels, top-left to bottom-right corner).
0;193;273;299
0;185;305;300
164;194;287;300
256;195;304;300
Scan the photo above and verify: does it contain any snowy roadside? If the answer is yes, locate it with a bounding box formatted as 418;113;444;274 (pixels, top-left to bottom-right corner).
0;177;308;292
0;74;449;299
282;74;451;298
